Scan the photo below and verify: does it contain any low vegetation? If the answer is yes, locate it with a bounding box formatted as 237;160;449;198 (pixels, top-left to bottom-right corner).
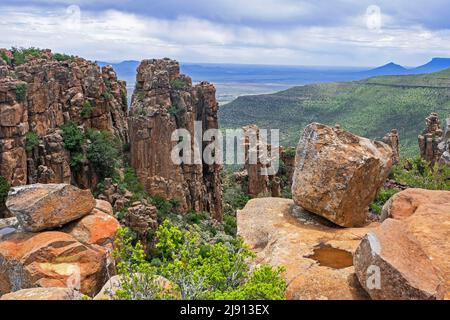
86;129;120;179
25;131;39;152
11;47;43;65
0;176;10;208
112;222;286;300
15;83;27;102
169;78;188;90
53;53;75;62
80;101;94;119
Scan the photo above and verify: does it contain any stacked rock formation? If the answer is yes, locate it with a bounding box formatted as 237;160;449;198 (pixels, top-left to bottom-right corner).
0;183;120;297
382;129;400;164
128;59;222;220
292;123;393;227
0;49;128;190
418;113;450;165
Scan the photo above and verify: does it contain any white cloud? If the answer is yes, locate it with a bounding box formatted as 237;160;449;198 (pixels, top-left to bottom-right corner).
0;4;449;66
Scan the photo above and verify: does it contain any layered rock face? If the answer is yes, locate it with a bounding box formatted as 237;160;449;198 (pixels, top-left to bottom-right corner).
292;123;393;227
129;59;222;220
382;129;400;164
237;198;375;300
0;49;128;190
418;113;450;165
0;184;120;297
354;188;450;300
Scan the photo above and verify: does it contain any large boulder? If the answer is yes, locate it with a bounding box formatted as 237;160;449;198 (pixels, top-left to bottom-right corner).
354;190;450;300
0;287;83;300
62;210;120;247
237;197;377;300
292;123;393;227
0;231;109;296
6;184;95;232
381;188;450;221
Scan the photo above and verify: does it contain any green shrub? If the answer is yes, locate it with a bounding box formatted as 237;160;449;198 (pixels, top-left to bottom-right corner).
53;53;74;62
61;122;84;152
69;152;84;168
0;176;10;207
86;129;120;179
80;101;94;119
11;47;42;65
0;51;11;64
25;131;39;152
390;157;450;190
283;147;296;159
370;188;400;214
15;83;27;102
103;90;113;101
121;90;128;107
167;104;186;127
169;78;188;90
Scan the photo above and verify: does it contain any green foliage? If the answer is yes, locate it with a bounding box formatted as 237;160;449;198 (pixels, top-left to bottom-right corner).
390;157;450;190
15;83;27;102
0;176;10;207
103;90;113;101
121;90;128;107
283;147;296;159
370;188;400;214
0;51;11;64
61;122;84;152
11;47;42;65
86;129;120;179
25;131;39;152
80;101;94;119
221;69;450;158
167;104;186;127
69;152;84;168
53;53;74;62
170;78;188;90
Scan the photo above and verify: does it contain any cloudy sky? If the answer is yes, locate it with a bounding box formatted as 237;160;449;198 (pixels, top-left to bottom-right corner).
0;0;449;66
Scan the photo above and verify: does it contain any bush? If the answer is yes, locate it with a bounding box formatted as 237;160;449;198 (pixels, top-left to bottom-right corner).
61;122;84;152
15;83;27;102
0;51;11;64
86;129;120;179
11;47;42;65
80;101;94;119
169;78;188;90
53;53;74;62
69;152;84;168
370;188;400;214
103;90;113;101
283;147;296;159
0;176;10;207
25;131;39;152
390;157;450;190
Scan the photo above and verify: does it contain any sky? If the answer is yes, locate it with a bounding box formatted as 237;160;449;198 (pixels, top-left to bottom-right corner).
0;0;449;67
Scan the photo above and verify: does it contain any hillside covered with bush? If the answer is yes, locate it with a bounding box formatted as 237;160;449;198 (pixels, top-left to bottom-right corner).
220;69;450;157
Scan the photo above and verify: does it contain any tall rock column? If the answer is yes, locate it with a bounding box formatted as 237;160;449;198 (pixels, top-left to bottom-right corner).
129;59;222;220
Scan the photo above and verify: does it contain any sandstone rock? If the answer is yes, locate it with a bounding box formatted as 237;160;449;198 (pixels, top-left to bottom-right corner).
0;217;20;240
237;198;375;300
382;129;400;164
63;210;120;247
354;204;450;300
94;199;114;216
0;231;109;296
381;188;450;221
418;112;450;165
123;202;158;252
0;287;83;300
129;59;222;220
6;184;95;232
292;123;393;227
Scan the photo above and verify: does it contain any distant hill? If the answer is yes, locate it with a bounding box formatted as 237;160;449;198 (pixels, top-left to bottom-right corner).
219;68;450;157
362;62;408;76
409;58;450;74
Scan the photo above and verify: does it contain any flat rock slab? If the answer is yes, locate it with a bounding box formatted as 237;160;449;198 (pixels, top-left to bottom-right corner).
6;184;95;232
237;197;377;300
0;287;83;300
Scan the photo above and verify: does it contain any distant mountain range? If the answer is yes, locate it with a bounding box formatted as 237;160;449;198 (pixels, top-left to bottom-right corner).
98;58;450;82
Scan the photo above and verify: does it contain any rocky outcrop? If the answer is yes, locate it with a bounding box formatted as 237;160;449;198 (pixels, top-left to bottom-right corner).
123;201;158;252
0;287;83;300
97;177;133;212
6;184;95;232
129;59;222;220
382;129;400;164
418;113;450;165
292;123;393;227
354;195;450;300
237;198;375;300
0;184;119;297
380;188;450;221
0;48;128;190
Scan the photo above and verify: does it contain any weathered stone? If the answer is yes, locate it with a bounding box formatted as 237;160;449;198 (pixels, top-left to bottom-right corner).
354;203;450;300
0;231;109;296
62;210;120;247
129;59;222;220
292;123;393;227
6;184;95;232
237;198;375;300
382;129;400;164
123;202;158;252
381;188;450;221
0;287;83;300
94;199;114;216
418;112;450;165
